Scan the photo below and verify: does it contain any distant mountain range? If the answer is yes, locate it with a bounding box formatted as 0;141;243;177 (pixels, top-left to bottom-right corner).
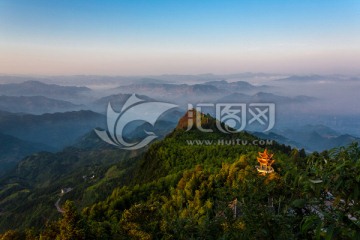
274;74;360;83
115;82;225;100
218;92;316;104
0;73;282;86
275;75;326;82
0;132;54;176
255;124;360;152
0;81;91;102
204;80;270;92
0;110;105;150
92;93;155;112
111;80;276;105
0;106;182;176
0;95;85;114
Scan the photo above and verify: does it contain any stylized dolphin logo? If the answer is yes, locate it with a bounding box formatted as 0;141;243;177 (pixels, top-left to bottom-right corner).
95;94;178;150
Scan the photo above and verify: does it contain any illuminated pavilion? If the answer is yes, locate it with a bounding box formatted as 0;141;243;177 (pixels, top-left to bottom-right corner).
256;149;275;174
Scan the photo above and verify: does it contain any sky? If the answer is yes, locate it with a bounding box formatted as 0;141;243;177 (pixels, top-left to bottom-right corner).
0;0;359;75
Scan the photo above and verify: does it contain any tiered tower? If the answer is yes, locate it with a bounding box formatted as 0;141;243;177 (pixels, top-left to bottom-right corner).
256;149;275;174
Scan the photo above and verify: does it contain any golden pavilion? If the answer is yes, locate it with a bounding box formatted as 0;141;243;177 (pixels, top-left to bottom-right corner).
256;149;275;174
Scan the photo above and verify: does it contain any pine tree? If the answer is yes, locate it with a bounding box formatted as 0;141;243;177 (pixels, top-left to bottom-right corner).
57;201;86;240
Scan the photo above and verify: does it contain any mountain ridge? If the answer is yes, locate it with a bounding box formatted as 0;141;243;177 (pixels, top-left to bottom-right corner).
0;95;84;114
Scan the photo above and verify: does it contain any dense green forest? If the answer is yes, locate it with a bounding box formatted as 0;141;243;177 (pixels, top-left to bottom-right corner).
1;114;360;239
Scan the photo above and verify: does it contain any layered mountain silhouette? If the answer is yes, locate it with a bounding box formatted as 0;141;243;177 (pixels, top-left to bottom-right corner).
0;80;90;97
255;124;360;152
91;93;155;113
0;132;54;176
0;110;105;150
218;92;316;104
204;80;270;92
0;95;84;114
115;82;225;97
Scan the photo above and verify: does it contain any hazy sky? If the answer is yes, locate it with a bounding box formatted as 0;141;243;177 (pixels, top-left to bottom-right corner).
0;0;359;75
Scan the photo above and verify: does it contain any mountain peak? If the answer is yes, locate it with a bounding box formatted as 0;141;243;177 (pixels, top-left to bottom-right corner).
176;109;216;131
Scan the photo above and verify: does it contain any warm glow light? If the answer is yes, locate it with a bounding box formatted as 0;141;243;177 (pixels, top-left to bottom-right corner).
256;149;275;174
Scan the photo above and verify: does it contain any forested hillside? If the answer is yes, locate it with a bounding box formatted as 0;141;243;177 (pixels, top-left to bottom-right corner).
1;113;359;239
